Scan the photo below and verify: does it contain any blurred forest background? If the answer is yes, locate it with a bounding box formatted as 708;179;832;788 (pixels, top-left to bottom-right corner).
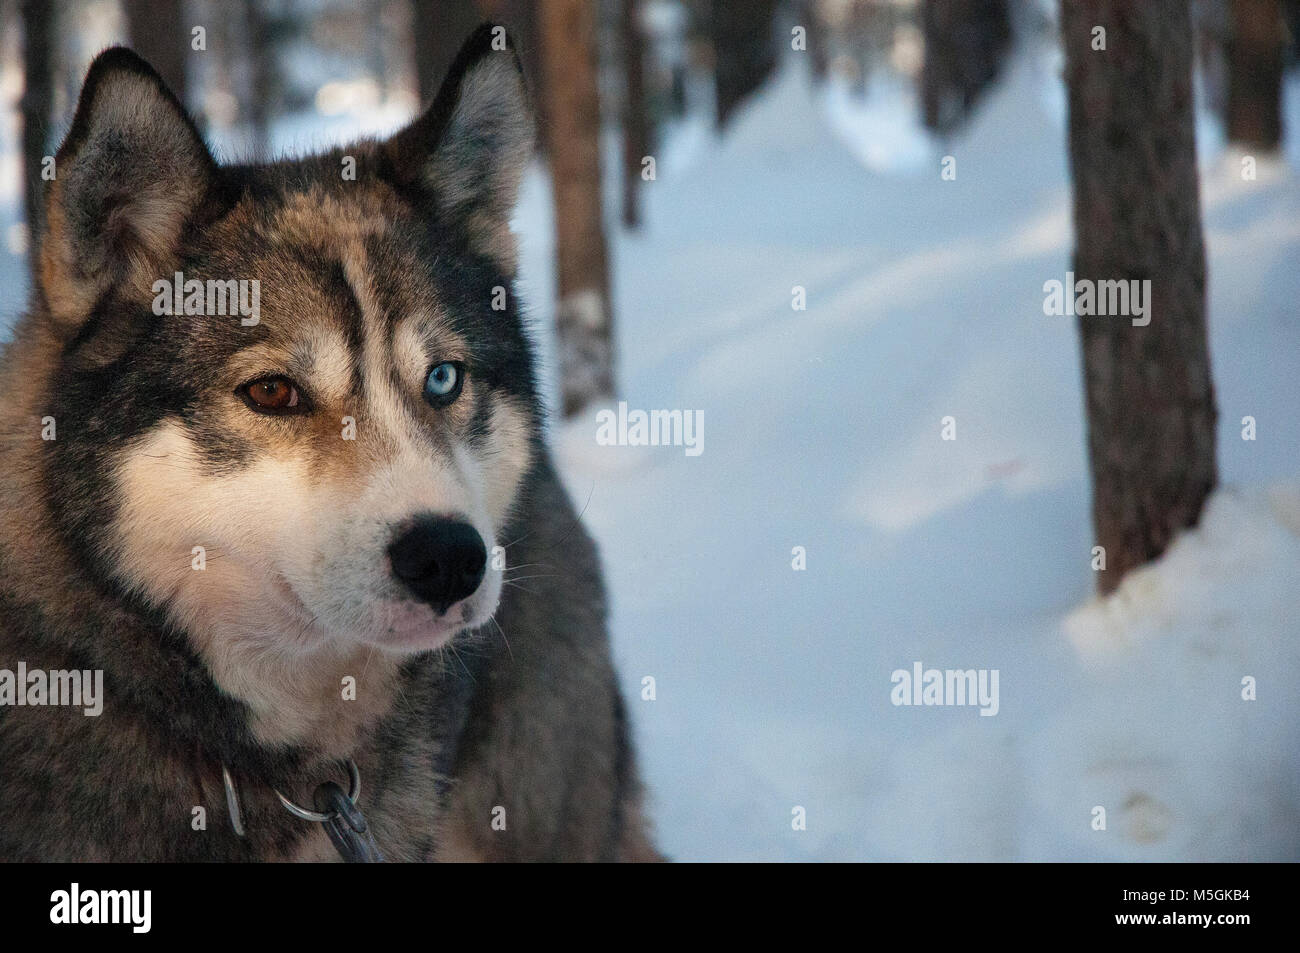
5;0;1297;590
6;1;1298;534
2;2;1300;859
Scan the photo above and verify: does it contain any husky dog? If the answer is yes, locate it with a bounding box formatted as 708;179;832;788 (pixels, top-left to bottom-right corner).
0;27;657;861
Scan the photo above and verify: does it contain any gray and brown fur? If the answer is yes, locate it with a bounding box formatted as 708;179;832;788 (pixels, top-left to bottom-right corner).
0;27;658;862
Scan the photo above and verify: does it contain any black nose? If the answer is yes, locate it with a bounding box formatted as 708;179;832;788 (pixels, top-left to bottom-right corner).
387;517;487;613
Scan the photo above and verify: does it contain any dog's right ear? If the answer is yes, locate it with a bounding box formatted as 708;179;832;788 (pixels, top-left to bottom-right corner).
40;47;215;330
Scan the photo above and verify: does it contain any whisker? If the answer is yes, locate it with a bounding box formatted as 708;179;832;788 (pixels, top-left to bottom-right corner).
489;615;514;661
501;481;595;552
501;581;540;595
446;641;476;683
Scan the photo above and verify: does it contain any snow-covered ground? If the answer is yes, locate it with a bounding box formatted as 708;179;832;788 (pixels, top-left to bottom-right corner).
3;26;1296;862
533;45;1300;861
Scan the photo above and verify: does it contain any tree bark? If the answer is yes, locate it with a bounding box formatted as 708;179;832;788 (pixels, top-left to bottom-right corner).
540;0;615;417
123;0;189;106
1226;0;1284;150
19;0;53;262
1062;0;1218;594
622;0;650;228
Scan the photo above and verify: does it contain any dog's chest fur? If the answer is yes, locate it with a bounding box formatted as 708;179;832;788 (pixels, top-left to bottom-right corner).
0;588;477;861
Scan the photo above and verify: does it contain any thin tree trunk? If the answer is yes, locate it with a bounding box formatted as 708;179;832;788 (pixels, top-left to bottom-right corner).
622;0;649;228
1062;0;1218;594
540;0;615;417
241;0;272;156
19;0;53;265
920;0;1011;134
123;0;189;105
710;0;778;128
411;0;484;106
1226;0;1284;149
801;0;828;81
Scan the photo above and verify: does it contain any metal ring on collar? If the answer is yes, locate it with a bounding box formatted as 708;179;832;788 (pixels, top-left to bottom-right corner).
274;759;362;823
221;764;246;837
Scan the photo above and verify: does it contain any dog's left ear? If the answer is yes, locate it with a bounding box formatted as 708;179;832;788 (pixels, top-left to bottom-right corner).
384;24;534;257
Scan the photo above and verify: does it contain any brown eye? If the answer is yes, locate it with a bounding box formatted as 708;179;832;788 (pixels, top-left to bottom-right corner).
238;376;304;414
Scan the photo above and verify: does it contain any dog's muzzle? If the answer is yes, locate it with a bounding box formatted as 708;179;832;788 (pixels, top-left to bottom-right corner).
387;516;487;614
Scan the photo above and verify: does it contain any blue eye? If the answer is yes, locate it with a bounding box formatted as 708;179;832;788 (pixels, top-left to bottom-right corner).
424;361;463;406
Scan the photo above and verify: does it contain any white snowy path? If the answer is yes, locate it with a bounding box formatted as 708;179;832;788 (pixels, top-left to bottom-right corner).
529;55;1300;861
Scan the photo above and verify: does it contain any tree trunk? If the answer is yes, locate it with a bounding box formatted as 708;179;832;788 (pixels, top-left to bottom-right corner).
540;0;615;417
1226;0;1284;150
1062;0;1218;594
622;0;649;228
710;0;778;129
241;0;273;156
123;0;189;106
921;0;1011;134
411;0;485;106
800;0;828;81
19;0;53;263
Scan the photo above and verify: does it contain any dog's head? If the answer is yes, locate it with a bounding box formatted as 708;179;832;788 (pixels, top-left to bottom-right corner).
37;28;537;660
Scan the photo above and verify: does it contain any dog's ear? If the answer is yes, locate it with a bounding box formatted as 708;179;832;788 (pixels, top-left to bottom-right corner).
41;46;215;329
384;24;534;260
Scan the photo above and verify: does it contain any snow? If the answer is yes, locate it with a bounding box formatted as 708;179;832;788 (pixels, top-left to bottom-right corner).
536;45;1300;860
